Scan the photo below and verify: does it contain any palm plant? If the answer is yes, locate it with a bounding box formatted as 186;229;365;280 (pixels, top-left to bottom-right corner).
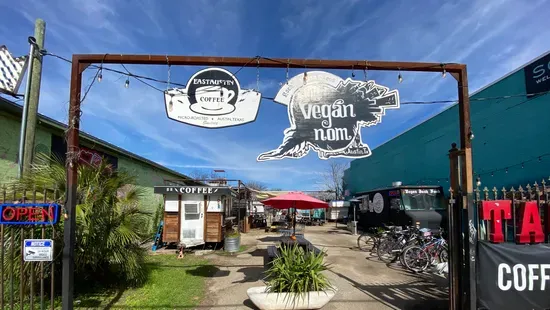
3;152;151;292
264;245;334;303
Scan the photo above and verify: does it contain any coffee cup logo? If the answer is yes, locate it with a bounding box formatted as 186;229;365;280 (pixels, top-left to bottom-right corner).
191;85;236;115
163;67;262;128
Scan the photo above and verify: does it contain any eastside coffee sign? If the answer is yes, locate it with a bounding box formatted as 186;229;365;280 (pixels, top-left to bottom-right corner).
154;186;233;196
164;68;261;128
257;71;399;161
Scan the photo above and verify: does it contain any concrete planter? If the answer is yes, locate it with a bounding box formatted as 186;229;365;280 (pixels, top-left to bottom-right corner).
247;286;336;310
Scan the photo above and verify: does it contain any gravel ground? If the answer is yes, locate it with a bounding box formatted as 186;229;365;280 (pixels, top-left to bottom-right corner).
197;225;448;310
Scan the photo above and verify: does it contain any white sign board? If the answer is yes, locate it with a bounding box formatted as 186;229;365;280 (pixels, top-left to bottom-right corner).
0;45;28;95
164;68;261;128
23;239;53;262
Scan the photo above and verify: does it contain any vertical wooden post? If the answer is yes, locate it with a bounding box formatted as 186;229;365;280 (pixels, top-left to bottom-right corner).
448;144;462;310
457;67;476;310
62;56;83;310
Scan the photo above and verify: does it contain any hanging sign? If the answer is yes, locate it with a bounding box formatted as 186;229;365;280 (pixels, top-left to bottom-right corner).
257;71;400;161
477;241;550;309
0;203;60;225
0;45;28;96
23;239;54;262
164;68;261;128
153;186;234;196
524;52;550;98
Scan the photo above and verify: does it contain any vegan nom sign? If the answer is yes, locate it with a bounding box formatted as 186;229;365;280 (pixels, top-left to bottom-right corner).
257;71;400;161
0;203;60;225
164;68;261;128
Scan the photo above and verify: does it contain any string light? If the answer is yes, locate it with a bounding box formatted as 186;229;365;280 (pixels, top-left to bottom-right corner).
303;71;308;84
124;77;130;88
351;65;355;78
521;163;524;169
398;69;403;84
441;64;447;78
97;69;102;82
505;168;508;174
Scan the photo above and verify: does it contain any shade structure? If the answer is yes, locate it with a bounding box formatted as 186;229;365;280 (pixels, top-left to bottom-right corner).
261;192;329;210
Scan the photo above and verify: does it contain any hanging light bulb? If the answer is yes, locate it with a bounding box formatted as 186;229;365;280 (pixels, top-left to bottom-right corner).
491;172;494;177
351;66;355;78
398;72;403;84
476;177;481;187
124;77;130;88
521;162;524;169
505;168;508;174
97;69;103;82
442;68;447;78
168;95;174;112
303;71;308;84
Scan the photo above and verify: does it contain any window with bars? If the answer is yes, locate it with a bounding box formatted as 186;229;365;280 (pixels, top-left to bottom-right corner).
184;203;200;220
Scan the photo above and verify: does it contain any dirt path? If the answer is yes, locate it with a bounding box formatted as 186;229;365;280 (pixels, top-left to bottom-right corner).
198;225;448;310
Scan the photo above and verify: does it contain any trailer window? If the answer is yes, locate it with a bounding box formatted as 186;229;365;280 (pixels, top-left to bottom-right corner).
184;203;200;220
401;189;446;210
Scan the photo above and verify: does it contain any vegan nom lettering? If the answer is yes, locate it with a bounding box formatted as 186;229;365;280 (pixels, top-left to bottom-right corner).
480;200;547;244
0;203;60;225
257;71;400;161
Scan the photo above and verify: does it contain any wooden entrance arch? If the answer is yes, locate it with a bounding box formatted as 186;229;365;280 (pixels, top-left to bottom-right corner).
64;55;474;310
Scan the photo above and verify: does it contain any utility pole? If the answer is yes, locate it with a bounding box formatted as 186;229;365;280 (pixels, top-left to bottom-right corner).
22;18;46;176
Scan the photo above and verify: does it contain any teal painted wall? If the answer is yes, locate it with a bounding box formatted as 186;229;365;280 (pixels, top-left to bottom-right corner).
344;65;550;197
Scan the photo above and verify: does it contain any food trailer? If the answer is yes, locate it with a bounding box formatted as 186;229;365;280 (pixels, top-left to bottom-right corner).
154;184;237;248
352;185;447;230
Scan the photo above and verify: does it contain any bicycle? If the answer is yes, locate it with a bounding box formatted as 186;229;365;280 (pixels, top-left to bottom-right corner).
401;234;448;273
357;227;386;253
376;226;420;263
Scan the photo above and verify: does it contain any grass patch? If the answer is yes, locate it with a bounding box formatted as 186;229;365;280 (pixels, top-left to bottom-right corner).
75;254;215;309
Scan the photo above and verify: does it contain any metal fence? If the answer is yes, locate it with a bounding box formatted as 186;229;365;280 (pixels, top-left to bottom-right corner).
474;178;549;242
1;185;60;310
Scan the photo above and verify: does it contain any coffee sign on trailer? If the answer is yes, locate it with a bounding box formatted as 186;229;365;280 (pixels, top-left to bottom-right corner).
164;68;261;128
257;71;400;161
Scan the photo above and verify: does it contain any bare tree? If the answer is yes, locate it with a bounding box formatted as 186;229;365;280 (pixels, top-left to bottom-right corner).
320;162;347;200
189;169;216;181
244;180;268;191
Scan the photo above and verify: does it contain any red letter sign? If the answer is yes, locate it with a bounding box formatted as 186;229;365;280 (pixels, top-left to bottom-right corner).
480;200;512;243
516;201;544;244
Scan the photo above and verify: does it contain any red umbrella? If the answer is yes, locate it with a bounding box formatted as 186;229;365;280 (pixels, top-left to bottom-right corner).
261;192;329;236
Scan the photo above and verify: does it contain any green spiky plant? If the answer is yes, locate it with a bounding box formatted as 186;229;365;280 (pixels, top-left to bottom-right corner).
2;152;151;295
264;245;334;304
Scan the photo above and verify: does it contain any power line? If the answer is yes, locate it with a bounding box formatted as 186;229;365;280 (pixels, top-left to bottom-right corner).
43;51;550;105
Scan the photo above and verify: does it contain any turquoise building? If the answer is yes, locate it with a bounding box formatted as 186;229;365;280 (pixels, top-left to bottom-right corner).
344;51;550;197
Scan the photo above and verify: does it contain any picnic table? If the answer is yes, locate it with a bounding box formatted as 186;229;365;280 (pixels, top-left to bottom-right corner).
264;235;324;267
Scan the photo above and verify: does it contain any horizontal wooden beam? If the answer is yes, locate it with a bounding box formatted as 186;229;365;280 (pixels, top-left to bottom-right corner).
74;54;465;73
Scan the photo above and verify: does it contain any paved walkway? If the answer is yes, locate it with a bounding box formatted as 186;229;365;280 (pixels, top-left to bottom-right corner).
198;225;448;310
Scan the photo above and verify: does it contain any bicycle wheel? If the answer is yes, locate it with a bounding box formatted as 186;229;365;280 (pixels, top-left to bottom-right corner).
438;248;449;263
402;245;430;273
377;238;398;263
357;234;377;252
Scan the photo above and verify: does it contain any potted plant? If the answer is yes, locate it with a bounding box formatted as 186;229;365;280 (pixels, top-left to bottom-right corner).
224;223;241;253
247;245;336;309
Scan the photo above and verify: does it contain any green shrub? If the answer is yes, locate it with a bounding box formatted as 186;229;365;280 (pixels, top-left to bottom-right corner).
264;245;333;299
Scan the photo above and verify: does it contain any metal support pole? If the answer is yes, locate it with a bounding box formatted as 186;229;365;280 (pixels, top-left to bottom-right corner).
17;37;36;179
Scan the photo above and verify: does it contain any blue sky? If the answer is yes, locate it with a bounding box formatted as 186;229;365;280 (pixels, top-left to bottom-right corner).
1;0;549;190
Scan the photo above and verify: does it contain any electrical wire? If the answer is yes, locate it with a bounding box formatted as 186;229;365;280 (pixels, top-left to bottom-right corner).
43;51;550;105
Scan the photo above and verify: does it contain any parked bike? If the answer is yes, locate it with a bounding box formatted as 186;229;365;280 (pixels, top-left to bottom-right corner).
401;229;448;273
376;226;421;264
